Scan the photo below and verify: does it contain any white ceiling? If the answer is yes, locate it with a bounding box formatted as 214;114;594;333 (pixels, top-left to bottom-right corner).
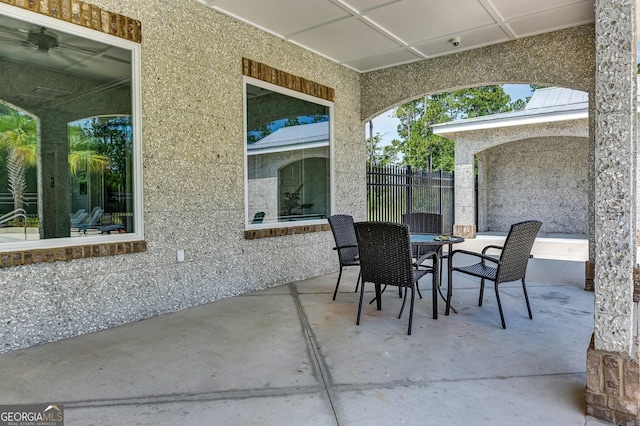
200;0;595;73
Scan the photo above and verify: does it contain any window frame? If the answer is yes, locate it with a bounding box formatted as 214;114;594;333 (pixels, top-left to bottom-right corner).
0;3;143;253
243;76;335;230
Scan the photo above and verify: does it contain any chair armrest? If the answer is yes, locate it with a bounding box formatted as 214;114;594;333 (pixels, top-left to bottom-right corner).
415;250;439;269
449;249;500;266
481;244;503;255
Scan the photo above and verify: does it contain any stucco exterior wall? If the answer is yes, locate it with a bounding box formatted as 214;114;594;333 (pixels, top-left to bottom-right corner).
360;25;595;122
478;136;589;234
1;0;364;352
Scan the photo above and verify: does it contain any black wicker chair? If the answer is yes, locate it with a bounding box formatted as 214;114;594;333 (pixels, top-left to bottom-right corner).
354;221;438;335
448;220;542;329
402;213;444;296
402;213;443;257
328;215;361;300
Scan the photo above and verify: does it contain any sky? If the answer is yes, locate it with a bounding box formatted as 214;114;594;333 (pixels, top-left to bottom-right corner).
367;84;535;146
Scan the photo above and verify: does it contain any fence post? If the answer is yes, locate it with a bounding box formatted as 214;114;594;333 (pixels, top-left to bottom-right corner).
451;171;455;234
406;165;412;215
439;169;443;217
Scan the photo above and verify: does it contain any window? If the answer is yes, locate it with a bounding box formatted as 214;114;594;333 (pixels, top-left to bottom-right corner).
244;77;333;228
0;5;142;252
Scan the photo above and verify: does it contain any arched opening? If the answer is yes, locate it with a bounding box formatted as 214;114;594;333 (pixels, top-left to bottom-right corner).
278;157;330;219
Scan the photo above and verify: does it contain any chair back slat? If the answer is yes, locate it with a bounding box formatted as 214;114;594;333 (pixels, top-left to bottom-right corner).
401;213;442;234
328;215;359;265
354;221;414;288
402;213;443;256
496;220;542;283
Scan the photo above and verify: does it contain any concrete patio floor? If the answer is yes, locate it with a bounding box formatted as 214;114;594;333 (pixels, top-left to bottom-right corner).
0;256;608;425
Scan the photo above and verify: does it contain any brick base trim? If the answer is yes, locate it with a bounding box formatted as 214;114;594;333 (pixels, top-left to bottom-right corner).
244;224;330;240
0;241;147;268
586;334;640;425
453;224;476;239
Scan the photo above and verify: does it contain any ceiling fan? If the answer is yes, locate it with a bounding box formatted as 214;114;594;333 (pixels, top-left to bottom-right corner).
0;23;99;57
26;27;59;52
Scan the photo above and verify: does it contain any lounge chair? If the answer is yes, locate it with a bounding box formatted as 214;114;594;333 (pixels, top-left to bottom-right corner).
77;207;103;234
70;209;88;228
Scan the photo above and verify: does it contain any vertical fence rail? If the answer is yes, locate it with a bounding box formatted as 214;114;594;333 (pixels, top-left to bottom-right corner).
366;164;455;234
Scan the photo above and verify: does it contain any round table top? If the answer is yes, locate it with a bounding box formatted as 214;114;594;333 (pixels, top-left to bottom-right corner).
409;233;465;245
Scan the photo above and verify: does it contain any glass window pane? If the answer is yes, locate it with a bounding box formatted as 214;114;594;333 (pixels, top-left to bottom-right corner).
245;81;332;226
0;9;139;247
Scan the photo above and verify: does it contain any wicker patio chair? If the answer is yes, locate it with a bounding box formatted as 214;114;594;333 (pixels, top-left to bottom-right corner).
328;215;361;300
402;213;443;298
402;213;443;255
448;220;542;328
354;221;438;335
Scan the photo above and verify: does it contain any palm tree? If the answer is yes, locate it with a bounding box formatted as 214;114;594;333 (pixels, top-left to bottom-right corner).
68;125;109;175
0;112;37;211
0;113;110;216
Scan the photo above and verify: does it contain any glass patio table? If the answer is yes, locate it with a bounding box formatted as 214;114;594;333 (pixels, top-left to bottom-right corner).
410;233;465;318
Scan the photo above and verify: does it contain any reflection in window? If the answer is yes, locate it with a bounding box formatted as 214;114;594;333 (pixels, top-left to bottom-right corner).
245;80;332;227
0;8;140;248
68;116;133;235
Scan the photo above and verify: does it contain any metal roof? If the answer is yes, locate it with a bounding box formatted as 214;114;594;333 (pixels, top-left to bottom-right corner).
431;86;589;138
247;121;329;154
432;79;640;138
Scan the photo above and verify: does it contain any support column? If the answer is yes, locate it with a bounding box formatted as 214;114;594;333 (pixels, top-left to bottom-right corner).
587;0;640;423
476;152;487;232
38;116;71;239
586;91;596;292
453;147;476;238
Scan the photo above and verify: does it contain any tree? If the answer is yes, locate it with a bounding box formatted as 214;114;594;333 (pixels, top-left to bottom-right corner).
366;131;397;166
385;86;519;172
68;125;110;175
283;116;301;127
0;112;37;211
72;117;133;210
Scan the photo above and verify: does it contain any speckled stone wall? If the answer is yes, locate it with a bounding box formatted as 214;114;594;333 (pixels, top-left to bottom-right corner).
593;0;637;355
360;25;595;123
478;136;589;234
451;119;589;233
0;0;363;352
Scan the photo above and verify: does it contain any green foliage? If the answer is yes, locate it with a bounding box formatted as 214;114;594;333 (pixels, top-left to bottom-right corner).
76;116;132;196
8;215;38;227
379;85;521;172
68;125;110;174
366;132;398;166
280;183;313;216
0;111;38;209
283;117;301;127
0;106;133;215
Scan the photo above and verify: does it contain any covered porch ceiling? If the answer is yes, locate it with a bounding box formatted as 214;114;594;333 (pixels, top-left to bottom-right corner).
199;0;595;73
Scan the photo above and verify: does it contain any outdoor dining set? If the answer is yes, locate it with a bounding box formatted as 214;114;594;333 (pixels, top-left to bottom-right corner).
328;213;542;335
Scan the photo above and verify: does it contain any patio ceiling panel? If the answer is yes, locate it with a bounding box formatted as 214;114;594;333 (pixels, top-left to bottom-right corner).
364;0;497;43
342;47;423;73
505;2;595;37
198;0;350;37
288;17;400;62
412;24;510;58
489;0;594;21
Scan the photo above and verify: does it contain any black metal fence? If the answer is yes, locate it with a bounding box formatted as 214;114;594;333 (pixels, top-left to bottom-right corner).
0;192;38;215
366;164;454;234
